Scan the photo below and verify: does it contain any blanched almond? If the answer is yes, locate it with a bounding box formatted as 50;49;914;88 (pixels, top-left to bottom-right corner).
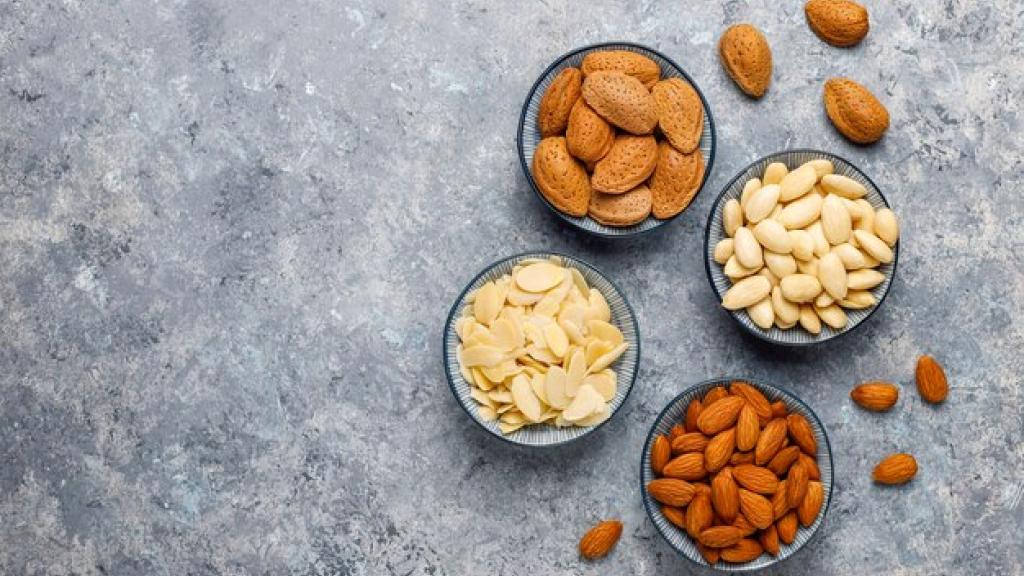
815;303;847;329
779;193;823;230
847;268;885;290
740;178;761;209
779;164;818;202
814;291;834;308
798;304;822;334
745;184;780;224
853;229;894;264
820;174;867;199
724;199;743;237
817;252;848;300
772;286;800;325
832;243;871;270
821;194;852;245
763;250;797;279
804;159;834;179
747;297;775;329
780;274;822;303
734;227;764;269
758;267;780;288
789;230;815;261
714;238;735;265
724;255;759;280
763;162;788;185
796;257;818;276
840;290;876;309
874;208;899;246
753;219;792;253
722;275;772;310
806;221;830;257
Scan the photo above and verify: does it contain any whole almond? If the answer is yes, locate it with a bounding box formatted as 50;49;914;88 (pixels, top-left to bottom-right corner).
817;251;848;301
732;514;758;537
686;492;714;539
663;452;707;481
798;481;825;527
754;418;788;465
720;538;764;563
744;184;780;224
760;524;781;557
805;0;870;47
771;479;789;520
698;525;744;549
722;275;772;311
647;478;697;506
703;386;730;407
697;395;747;434
669;423;685;440
767;446;802;476
780;274;823;303
872;453;917;485
874;208;900;246
591;134;658;194
718;24;772;98
652;78;704;153
705;428;736;473
780;193;823;230
582;70;659;135
821;194;852;245
786;413;817;456
770;400;788;418
787;460;810;509
711;468;740;523
754;219;793;254
685;398;703;432
579;520;623;560
916;355;948;404
531;137;592;217
661;505;686;529
730;451;755;466
850;381;899;411
778;163;819;203
738;489;773;529
538;67;582;137
854;229;894;264
651;434;671;474
733;464;780;495
799;453;821;481
736;404;760;452
672;432;710;454
566;98;615;163
697;543;721;565
776;511;798;544
823;78;890;144
581;50;661;89
730;382;773;421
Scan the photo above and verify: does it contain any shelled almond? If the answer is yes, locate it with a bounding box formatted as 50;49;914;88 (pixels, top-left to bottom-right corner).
714;159;899;333
647;382;825;565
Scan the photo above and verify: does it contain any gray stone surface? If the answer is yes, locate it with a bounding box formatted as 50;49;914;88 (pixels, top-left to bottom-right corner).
0;0;1021;574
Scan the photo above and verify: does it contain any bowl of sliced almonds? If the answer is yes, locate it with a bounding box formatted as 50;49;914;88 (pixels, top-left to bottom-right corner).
443;252;640;446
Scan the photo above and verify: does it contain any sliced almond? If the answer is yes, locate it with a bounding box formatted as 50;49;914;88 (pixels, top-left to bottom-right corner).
587;319;624;346
515;262;564;293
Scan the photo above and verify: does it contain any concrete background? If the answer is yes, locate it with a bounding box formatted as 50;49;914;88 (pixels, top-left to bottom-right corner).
1;1;1021;574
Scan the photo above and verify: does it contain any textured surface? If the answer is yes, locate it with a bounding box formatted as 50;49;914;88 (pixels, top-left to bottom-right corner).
0;1;1021;575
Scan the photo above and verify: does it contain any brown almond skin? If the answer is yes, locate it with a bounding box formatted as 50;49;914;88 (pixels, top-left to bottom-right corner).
531;137;591;217
647;478;696;507
731;514;758;537
711;468;740;523
735;404;760;452
767;446;802;476
733;464;780;495
718;24;772;98
651;434;671;475
651;78;703;153
591;135;658;194
663;452;707;481
787;460;810;509
672;432;711;454
566;98;615;163
771;479;789;520
697;543;721;564
730;451;755;466
916;355;949;403
697;395;747;435
776;511;799;544
685;492;714;539
581;50;661;89
581;71;659;135
754;418;788;465
798;481;825;526
703;386;729;407
799;453;821;481
805;0;870;47
579;520;622;560
873;453;918;485
787;413;818;456
738;489;773;529
731;381;773;420
760;524;781;556
770;400;788;418
705;428;736;473
685;398;703;432
648;141;705;219
823;78;889;144
698;525;744;548
851;381;900;411
661;505;686;529
720;538;764;563
538;67;582;137
669;423;685;440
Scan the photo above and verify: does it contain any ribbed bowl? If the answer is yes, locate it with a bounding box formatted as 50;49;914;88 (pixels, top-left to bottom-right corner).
443;252;640;447
517;42;716;238
704;150;898;346
640;378;834;571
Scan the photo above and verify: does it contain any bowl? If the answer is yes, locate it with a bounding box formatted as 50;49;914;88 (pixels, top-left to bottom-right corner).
517;42;716;238
703;149;899;346
443;251;640;447
640;377;834;571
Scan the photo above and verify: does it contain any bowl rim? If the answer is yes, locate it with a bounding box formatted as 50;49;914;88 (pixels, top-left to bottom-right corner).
702;148;900;347
442;250;642;447
516;41;718;239
639;376;835;572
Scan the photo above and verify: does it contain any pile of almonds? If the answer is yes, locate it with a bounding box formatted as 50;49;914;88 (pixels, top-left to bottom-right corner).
713;158;899;334
646;382;824;565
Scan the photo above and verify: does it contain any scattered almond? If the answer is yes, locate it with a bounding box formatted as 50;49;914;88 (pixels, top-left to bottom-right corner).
850;381;899;411
872;453;917;485
579;520;623;560
823;78;889;144
718;24;772;98
916;355;948;404
805;0;870;47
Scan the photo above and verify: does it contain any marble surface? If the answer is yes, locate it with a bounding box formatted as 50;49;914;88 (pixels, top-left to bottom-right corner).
1;1;1021;574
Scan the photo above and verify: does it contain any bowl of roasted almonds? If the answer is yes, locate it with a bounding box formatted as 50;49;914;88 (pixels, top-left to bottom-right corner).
704;150;900;345
443;252;640;446
517;42;716;237
641;378;834;571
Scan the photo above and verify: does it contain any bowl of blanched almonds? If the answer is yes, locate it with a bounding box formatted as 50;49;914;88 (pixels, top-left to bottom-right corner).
703;150;900;346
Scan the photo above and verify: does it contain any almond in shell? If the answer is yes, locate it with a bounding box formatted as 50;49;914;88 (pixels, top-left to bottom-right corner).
588;185;653;227
581;50;661;89
651;78;703;153
581;70;659;135
531;137;591;217
823;78;889;144
648;141;704;219
805;0;870;47
566;98;615;163
591;134;658;194
718;24;772;98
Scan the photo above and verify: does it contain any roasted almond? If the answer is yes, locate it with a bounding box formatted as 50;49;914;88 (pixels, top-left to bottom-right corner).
754;418;788;465
872;453;917;485
582;70;659;135
736;404;760;452
798;480;824;526
729;381;773;421
771;479;789;520
579;520;623;560
850;381;899;411
684;398;703;432
759;524;780;556
531;137;591;217
823;77;890;144
799;453;821;481
733;465;780;495
916;355;948;404
787;460;810;509
705;428;736;473
720;538;764;563
663;452;707;481
652;78;703;153
669;423;685;440
770;400;787;418
672;432;710;454
538;67;582;137
711;468;740;523
591;134;658;194
776;511;798;544
697;395;747;434
786;413;817;456
738;489;773;529
581;50;661;89
647;478;696;506
767;446;802;476
698;525;744;549
731;513;758;537
718;24;772;98
685;492;714;539
703;385;730;407
805;0;870;47
651;434;671;474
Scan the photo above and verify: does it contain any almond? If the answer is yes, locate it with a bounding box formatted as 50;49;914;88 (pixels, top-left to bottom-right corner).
767;446;802;476
738;489;773;529
776;511;798;544
823;78;890;144
771;479;789;520
538;67;582;137
770;400;788;418
732;513;758;537
703;386;729;407
581;70;659;135
669;423;685;441
531;137;592;217
718;24;772;98
759;524;780;556
729;381;773;421
733;465;780;495
754;418;788;465
591;134;658;194
648;141;704;219
821;193;852;245
711;468;740;523
685;492;714;539
662;505;686;529
566;98;615;163
697;543;721;565
697;395;747;434
805;0;870;47
672;432;710;454
799;453;821;481
693;481;712;496
916;355;948;404
736;404;760;452
663;452;707;481
684;398;703;432
787;460;810;509
647;478;696;507
651;78;703;153
722;275;772;311
798;481;825;527
705;428;736;473
579;520;623;560
730;451;755;466
588;185;653;227
720;538;763;563
786;413;817;456
850;381;899;411
651;434;671;474
872;453;917;485
581;50;661;89
698;525;744;549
